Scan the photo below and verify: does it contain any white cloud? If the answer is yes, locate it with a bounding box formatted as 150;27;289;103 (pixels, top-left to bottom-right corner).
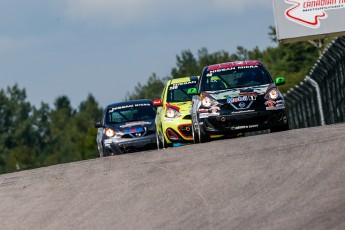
65;0;273;27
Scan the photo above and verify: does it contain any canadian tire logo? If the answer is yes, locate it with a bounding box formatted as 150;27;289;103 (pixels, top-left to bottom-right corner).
285;0;345;28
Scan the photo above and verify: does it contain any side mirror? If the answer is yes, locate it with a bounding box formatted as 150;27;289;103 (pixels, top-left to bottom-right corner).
153;99;163;107
187;88;198;95
94;121;103;128
275;77;286;86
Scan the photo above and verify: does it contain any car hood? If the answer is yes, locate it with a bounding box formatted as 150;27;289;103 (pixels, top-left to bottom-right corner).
166;101;192;115
206;84;271;100
106;119;155;132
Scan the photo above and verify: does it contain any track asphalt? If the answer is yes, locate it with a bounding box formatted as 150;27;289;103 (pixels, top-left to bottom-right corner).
1;123;345;229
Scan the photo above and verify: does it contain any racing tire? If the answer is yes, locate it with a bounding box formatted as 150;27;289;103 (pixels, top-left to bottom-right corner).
159;128;169;149
156;131;163;150
194;114;210;143
191;114;200;143
270;113;289;133
197;126;210;143
99;144;105;157
191;119;199;144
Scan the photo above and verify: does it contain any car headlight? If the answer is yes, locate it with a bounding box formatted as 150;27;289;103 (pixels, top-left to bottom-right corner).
202;96;212;107
105;128;116;137
201;94;218;108
265;88;280;100
166;107;181;118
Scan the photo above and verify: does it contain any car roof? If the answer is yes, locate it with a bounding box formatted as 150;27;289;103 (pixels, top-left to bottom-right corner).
168;76;199;84
107;99;153;108
205;60;262;71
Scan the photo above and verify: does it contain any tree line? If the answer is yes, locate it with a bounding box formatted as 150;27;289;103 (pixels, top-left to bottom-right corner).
0;27;331;174
127;27;331;100
0;86;102;174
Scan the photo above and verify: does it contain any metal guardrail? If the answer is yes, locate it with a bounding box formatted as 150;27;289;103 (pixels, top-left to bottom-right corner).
284;37;345;129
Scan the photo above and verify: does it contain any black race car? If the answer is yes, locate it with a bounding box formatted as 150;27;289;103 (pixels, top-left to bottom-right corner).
189;60;289;142
95;99;157;156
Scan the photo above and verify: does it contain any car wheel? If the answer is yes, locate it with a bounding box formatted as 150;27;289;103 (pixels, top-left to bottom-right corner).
194;114;210;143
197;124;210;143
156;131;163;150
99;143;106;157
271;114;289;133
191;121;198;143
159;128;168;149
191;115;199;143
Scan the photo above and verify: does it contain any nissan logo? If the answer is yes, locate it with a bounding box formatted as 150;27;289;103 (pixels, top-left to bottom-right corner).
239;102;246;108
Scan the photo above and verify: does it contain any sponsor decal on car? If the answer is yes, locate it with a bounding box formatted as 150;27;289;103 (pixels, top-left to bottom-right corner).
206;65;259;77
120;121;152;128
163;118;174;122
109;103;151;113
227;95;257;103
199;113;210;118
238;91;259;97
198;107;220;115
124;127;144;134
231;124;259;130
231;110;255;114
264;100;286;110
169;81;197;90
208;85;268;100
265;100;277;107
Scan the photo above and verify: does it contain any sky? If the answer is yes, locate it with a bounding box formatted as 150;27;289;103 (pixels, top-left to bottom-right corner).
0;0;277;109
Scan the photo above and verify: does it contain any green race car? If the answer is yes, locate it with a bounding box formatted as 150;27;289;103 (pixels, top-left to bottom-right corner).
153;76;199;148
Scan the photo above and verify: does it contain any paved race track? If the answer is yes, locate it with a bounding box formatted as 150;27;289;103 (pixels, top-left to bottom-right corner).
1;123;345;230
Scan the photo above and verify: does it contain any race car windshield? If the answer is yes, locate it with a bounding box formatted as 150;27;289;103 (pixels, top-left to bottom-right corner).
106;105;156;124
167;82;197;102
202;65;273;91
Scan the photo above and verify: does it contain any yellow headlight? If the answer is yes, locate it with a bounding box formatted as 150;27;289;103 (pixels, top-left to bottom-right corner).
105;128;116;137
166;108;180;118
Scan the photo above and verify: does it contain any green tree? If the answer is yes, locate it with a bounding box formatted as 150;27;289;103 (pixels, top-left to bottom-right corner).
126;73;167;101
0;84;104;174
171;50;199;79
73;94;102;160
261;26;324;93
32;102;52;167
0;85;38;172
43;96;76;165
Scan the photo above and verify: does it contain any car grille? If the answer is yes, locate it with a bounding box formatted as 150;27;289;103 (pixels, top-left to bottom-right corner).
122;130;155;138
207;114;270;130
178;124;193;138
221;96;265;111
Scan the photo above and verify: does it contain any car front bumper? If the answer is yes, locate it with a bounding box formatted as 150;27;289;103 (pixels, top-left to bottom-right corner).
199;109;287;134
103;134;157;155
162;117;193;143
